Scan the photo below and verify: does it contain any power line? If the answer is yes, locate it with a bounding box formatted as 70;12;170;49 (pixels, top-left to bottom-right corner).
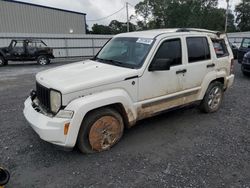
87;6;125;22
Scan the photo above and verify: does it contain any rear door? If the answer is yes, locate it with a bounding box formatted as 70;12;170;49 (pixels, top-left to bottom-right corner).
26;41;37;58
181;36;212;91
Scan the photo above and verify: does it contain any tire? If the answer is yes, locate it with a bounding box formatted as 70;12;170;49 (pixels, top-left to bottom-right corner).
0;56;5;67
37;55;49;65
0;167;10;186
77;108;124;154
199;81;224;113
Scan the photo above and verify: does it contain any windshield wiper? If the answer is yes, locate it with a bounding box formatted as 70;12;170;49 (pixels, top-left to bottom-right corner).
95;57;135;69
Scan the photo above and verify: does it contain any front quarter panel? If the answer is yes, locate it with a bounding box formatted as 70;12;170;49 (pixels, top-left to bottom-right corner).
64;89;137;147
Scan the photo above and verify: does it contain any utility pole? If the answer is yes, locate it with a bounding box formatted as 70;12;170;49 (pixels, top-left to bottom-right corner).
225;0;229;33
126;2;129;32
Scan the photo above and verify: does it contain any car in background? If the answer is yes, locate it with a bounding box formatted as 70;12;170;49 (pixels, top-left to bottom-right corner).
238;37;250;63
0;39;54;66
241;51;250;76
229;42;238;59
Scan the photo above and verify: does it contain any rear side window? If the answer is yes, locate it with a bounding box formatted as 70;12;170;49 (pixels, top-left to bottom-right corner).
212;39;229;58
153;38;182;66
187;37;211;63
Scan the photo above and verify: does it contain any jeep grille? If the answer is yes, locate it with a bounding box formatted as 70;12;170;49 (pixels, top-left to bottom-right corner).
36;82;50;111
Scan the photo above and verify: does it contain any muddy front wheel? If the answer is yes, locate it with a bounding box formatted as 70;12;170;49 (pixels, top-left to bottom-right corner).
77;108;124;154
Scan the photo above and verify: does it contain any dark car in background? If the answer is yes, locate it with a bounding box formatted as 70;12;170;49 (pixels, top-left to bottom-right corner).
238;37;250;64
0;39;54;66
241;51;250;76
230;42;238;59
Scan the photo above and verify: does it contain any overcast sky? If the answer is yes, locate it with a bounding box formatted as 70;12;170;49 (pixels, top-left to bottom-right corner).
18;0;241;27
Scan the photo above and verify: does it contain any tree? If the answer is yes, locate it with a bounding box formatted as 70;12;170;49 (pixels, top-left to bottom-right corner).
109;20;136;34
135;0;153;29
91;20;136;35
91;24;112;34
235;0;250;31
134;0;235;32
227;11;237;32
109;20;126;34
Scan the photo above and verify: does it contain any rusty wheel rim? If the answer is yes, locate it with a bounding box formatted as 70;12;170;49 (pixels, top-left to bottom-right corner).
89;116;122;152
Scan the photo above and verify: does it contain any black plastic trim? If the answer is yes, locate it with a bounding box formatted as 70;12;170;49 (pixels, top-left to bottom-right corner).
124;75;139;80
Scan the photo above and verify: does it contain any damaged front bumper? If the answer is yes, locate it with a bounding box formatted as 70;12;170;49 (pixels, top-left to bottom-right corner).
23;97;72;147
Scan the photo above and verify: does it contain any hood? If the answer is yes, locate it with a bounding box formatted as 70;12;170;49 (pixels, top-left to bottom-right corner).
36;60;138;94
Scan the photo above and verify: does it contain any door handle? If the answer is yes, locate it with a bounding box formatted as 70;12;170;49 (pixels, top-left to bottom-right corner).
176;69;187;74
207;63;215;68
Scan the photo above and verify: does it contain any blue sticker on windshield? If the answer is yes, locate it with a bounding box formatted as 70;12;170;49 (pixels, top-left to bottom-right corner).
136;38;153;45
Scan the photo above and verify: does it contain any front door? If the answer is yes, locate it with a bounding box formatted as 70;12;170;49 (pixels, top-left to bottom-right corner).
9;40;25;60
138;37;186;120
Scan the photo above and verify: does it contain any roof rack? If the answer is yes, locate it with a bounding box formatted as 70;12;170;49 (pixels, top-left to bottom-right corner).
176;28;222;37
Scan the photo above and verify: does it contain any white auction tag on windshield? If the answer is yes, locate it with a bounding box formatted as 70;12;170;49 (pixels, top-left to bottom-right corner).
136;38;153;45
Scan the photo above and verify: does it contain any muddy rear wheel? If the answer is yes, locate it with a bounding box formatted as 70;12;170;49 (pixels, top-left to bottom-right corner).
77;108;124;154
199;81;224;113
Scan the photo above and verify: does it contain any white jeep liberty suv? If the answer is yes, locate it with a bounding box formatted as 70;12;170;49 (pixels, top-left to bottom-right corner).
23;28;235;154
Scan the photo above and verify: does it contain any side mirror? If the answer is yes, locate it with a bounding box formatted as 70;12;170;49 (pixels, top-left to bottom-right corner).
149;59;171;71
248;45;250;48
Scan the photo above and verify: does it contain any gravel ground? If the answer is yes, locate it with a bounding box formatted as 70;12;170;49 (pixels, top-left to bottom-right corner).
0;61;249;188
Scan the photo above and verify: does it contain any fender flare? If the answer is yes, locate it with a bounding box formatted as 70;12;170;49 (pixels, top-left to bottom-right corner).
64;89;137;147
198;70;227;100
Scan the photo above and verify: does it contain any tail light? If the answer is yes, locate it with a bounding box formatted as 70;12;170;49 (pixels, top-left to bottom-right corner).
230;58;234;74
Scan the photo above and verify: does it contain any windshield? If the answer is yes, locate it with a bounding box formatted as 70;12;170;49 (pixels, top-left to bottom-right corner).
95;37;154;69
241;38;250;48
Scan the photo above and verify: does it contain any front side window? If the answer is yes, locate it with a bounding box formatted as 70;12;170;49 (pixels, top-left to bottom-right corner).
241;38;250;48
14;41;24;48
151;38;182;67
187;37;211;63
96;37;154;69
212;39;229;58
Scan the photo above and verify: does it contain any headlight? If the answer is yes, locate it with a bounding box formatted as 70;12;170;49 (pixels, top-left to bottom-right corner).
50;90;61;113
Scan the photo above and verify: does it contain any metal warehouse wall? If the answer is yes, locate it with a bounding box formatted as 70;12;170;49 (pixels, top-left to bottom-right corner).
0;0;86;34
0;33;112;58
